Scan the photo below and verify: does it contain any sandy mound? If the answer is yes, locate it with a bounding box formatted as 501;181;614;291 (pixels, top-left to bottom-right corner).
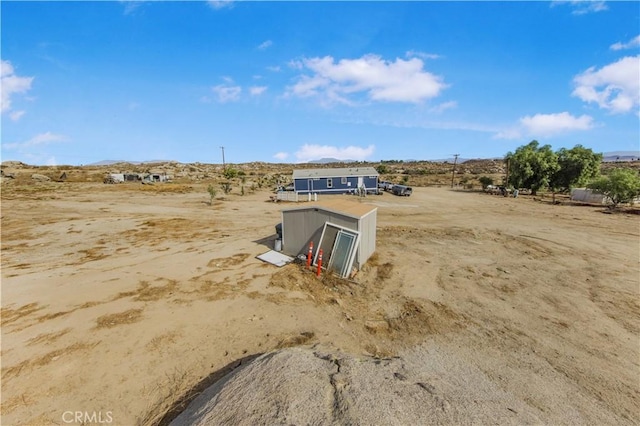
170;345;542;426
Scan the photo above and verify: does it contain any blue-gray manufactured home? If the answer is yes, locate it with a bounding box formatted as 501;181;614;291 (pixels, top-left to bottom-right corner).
292;167;379;195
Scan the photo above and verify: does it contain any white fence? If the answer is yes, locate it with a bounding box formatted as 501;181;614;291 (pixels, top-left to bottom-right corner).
276;191;299;202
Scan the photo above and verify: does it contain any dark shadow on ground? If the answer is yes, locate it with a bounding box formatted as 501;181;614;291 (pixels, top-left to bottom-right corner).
253;234;279;250
155;353;264;426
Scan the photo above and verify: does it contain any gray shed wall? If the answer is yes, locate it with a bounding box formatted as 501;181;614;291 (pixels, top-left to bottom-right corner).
356;210;377;267
282;207;376;269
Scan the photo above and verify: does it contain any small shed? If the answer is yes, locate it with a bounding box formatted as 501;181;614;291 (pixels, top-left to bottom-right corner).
108;173;125;183
281;199;377;273
292;167;379;195
143;172;171;183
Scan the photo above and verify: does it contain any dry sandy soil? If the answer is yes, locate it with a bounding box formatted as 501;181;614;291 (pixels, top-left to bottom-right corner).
1;181;638;425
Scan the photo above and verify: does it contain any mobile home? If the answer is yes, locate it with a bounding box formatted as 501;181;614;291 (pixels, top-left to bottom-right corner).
292;167;379;195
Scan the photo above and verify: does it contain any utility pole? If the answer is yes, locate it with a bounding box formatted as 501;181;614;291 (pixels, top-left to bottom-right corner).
220;146;226;170
450;154;460;188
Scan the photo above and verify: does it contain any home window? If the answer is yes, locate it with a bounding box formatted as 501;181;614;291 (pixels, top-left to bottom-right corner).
341;177;347;184
327;178;333;188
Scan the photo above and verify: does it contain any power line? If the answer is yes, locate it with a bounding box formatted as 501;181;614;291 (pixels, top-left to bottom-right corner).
220;146;226;169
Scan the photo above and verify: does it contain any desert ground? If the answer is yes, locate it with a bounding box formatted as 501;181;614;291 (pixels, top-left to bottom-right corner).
1;177;639;425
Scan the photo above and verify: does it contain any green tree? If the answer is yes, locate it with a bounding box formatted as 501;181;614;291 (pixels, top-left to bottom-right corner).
206;184;217;206
587;168;640;208
223;168;238;179
550;145;602;192
506;140;559;195
478;176;494;189
376;164;389;174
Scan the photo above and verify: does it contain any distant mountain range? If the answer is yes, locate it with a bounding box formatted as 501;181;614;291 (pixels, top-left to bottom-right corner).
87;159;170;166
87;151;639;166
602;151;640;162
307;158;355;164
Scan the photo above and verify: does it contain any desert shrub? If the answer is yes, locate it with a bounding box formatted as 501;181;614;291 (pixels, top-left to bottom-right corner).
376;164;389;174
207;184;217;205
223;168;238;179
479;176;494;189
220;182;233;195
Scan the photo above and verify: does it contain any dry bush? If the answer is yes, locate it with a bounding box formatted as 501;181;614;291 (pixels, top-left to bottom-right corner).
376;262;394;280
206;253;250;269
2;341;99;380
138;184;194;193
276;331;316;349
26;328;72;346
1;303;44;326
95;309;144;328
146;331;179;351
134;280;178;302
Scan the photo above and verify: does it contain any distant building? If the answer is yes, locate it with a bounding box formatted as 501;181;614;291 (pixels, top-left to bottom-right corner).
292;167;379;195
108;173;125;183
143;172;171;183
124;173;140;182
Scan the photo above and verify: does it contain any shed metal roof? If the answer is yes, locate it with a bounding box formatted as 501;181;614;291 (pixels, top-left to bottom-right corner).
282;198;377;219
292;167;379;179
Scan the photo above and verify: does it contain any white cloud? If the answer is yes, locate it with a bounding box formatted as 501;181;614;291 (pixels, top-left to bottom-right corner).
249;86;267;96
3;132;67;150
273;152;289;161
405;50;441;60
2;132;68;166
493;127;523;140
551;1;608;15
211;84;241;103
258;40;273;50
287;54;447;105
610;35;640;51
207;0;234;10
120;1;144;15
287;60;304;70
267;65;281;72
494;112;594;139
521;112;594;136
1;60;34;114
294;144;375;163
9;110;26;121
572;55;640;114
429;101;457;114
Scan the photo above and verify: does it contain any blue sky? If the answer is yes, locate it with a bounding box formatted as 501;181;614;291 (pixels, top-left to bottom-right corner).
2;1;639;165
